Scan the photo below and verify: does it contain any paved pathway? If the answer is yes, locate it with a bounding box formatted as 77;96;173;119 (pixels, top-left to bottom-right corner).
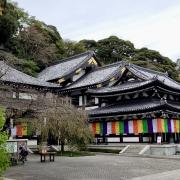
4;154;180;180
130;169;180;180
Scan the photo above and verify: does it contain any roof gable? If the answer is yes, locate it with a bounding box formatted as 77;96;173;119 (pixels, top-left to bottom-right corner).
64;61;123;90
127;64;180;90
37;51;98;82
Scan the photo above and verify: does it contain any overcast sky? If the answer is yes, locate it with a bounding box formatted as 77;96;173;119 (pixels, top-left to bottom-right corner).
14;0;180;61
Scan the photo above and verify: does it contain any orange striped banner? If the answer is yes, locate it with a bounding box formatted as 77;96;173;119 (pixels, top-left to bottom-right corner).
92;123;96;134
115;121;120;135
133;120;138;134
174;119;179;133
111;121;116;134
157;118;163;132
161;119;165;133
96;123;100;134
176;119;180;133
137;120;143;133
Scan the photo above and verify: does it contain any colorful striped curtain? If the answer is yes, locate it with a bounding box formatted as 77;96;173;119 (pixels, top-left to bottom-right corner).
22;123;27;136
27;123;33;136
90;118;180;135
13;123;33;136
16;125;22;136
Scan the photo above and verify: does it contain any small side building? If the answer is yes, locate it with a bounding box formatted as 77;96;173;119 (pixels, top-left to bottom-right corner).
0;61;63;139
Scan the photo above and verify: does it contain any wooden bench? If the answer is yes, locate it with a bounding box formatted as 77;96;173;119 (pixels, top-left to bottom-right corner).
39;152;56;162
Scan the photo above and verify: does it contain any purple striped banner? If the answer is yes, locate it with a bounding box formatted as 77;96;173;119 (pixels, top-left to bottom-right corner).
124;121;129;134
168;119;172;133
147;118;153;133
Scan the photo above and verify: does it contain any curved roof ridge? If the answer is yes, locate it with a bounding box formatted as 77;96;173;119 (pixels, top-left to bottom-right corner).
88;98;164;116
88;79;153;91
157;74;180;86
38;51;94;71
131;64;168;76
87;80;156;96
38;51;96;82
49;50;95;67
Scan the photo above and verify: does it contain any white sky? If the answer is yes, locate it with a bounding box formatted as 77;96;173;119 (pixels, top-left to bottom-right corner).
14;0;180;61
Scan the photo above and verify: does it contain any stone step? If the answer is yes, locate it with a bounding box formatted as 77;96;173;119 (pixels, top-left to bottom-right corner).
123;145;145;155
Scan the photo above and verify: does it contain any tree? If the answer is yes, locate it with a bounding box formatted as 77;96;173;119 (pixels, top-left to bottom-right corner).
0;108;9;175
62;40;86;58
79;39;97;49
3;2;64;73
80;36;135;64
32;101;93;152
21;60;40;76
131;48;178;79
0;0;7;16
16;24;59;69
0;2;18;46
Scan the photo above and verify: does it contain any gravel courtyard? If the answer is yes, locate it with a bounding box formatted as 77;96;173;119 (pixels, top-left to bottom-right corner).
4;154;180;180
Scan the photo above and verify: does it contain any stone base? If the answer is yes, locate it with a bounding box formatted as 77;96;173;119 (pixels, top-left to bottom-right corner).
144;145;177;156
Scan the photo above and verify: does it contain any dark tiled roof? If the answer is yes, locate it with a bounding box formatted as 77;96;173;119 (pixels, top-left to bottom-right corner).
38;51;95;82
88;98;180;117
128;64;180;90
127;64;167;80
87;80;153;95
65;62;123;90
0;61;59;88
88;99;161;116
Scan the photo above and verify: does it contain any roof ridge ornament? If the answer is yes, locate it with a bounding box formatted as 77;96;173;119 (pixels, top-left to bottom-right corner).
152;75;158;80
122;61;130;67
165;71;168;76
160;97;167;105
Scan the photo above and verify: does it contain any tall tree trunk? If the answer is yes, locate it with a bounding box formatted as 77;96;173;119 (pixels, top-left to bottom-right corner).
61;140;64;152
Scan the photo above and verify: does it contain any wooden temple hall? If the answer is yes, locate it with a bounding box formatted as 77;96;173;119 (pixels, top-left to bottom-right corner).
1;51;180;143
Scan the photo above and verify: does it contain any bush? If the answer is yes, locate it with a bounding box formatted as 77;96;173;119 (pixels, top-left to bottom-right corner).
0;108;9;176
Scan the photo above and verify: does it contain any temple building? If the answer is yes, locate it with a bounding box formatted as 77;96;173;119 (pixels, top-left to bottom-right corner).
38;51;180;143
1;51;180;143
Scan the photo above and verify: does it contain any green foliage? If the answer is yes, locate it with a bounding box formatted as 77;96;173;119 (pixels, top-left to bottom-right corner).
131;48;177;79
0;108;9;175
2;1;65;73
80;36;135;64
21;60;40;76
32;103;93;152
62;40;86;58
79;39;97;49
0;5;18;45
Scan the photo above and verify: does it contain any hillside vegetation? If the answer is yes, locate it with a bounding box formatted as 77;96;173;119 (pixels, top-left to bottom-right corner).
0;1;179;80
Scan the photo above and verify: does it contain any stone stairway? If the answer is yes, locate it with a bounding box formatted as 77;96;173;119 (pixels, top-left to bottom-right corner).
120;145;146;155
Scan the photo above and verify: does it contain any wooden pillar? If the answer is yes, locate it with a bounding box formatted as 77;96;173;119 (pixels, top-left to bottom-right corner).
120;134;123;143
139;134;143;143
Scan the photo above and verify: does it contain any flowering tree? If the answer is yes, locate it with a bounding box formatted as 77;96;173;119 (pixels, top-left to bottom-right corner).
32;102;93;152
